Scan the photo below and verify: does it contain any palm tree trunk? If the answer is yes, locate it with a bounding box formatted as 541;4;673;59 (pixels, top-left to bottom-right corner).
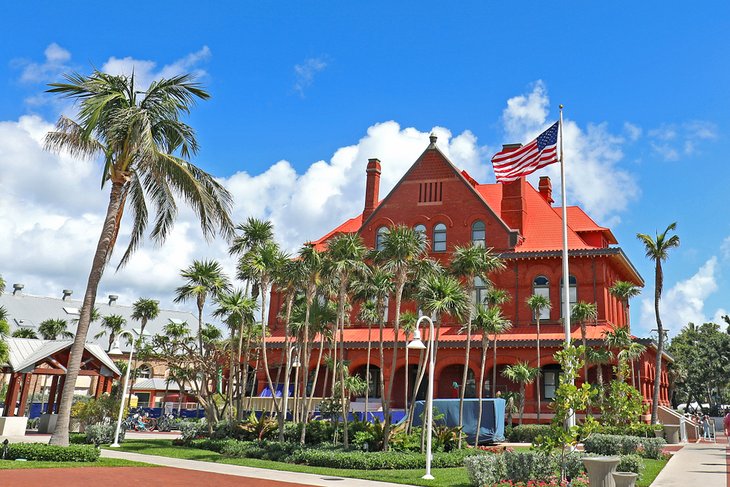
519;383;525;425
279;293;295;442
365;319;372;422
651;262;664;424
378;307;391;450
476;337;489;446
260;278;281;415
492;336;498;397
404;335;409;417
582;325;589;383
536;319;541;422
227;329;236;421
337;284;349;448
406;348;425;432
305;332;326;428
458;298;474;449
50;180;125;446
247;347;260;411
298;295;312;435
385;280;405;449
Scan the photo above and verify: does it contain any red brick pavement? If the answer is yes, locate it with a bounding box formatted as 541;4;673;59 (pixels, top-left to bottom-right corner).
0;467;310;487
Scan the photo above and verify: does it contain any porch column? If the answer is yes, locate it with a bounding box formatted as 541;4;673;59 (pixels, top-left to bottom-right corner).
16;373;32;416
103;376;113;394
3;374;21;417
94;375;104;398
46;376;59;414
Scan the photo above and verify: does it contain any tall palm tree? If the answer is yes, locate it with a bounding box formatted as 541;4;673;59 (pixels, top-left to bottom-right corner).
213;289;257;421
471;305;511;445
241;240;288;417
377;225;426;445
45;71;233;446
609;281;642;333
526;293;551;421
449;244;504;445
485;287;511;397
11;328;38;339
571;301;598;382
230;218;275;299
324;233;368;448
38;319;74;340
637;222;680;424
586;347;613;406
131;298;160;340
621;342;647;387
94;314;126;351
502;362;539;425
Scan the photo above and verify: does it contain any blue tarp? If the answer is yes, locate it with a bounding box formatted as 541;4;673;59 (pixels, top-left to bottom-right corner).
410;398;505;444
259;384;293;398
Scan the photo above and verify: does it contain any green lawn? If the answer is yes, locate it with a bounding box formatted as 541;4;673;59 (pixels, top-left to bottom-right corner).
105;440;668;487
0;457;149;470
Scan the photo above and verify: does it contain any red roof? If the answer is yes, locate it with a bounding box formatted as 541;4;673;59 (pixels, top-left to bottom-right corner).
268;323;611;346
556;206;618;245
310;214;364;251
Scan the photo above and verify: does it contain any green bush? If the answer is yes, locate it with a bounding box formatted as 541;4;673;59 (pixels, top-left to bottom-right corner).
5;443;100;462
85;422;125;446
69;433;87;444
506;424;551;443
555;451;585;479
188;438;236;453
638;437;666;459
617;454;643;477
70;395;124;429
222;440;301;462
180;420;208;442
464;453;505;487
586;423;661;438
303;420;336;445
583;434;640;456
503;450;555;483
289;447;482;470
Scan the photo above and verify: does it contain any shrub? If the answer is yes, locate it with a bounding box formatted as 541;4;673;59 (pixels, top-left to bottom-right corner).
583;434;640;456
303;420;335;445
222;440;300;462
188;438;235;453
70;395;124;428
464;453;505;487
638;437;666;459
588;423;661;438
503;450;555;483
507;424;551;443
180;419;208;442
557;450;586;480
5;443;100;462
85;422;125;446
69;433;87;444
617;454;642;477
290;447;482;470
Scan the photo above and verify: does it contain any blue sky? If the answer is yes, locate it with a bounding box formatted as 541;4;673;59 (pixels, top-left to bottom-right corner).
1;1;729;336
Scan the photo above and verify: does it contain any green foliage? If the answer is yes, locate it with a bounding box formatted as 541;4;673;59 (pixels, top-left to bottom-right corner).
617;454;643;476
583;434;666;459
464;453;506;487
70;395;124;428
600;377;644;427
464;450;587;486
4;443;100;462
503;450;555;483
289;447;482;469
85;422;125;446
180;420;209;442
222;440;300;461
580;422;661;438
507;424;551;443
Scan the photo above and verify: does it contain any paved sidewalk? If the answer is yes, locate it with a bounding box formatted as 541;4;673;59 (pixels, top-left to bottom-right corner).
101;448;417;487
650;438;728;487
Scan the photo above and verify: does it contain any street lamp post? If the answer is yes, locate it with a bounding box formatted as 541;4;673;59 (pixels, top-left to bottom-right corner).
110;330;137;448
407;315;435;481
282;346;300;421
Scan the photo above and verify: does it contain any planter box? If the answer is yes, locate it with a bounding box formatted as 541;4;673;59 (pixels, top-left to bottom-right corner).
38;413;59;434
0;416;29;436
612;471;638;487
664;424;681;444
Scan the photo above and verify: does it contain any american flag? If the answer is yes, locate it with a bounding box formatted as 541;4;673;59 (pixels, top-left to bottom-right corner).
491;121;559;183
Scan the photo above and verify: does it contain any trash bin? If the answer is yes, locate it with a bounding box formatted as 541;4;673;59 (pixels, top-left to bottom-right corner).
664;424;681;444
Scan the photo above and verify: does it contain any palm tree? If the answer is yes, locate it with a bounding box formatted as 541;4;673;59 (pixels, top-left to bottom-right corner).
45;71;233;446
241;240;288;418
637;222;680;424
11;328;38;339
399;311;418;414
131;298;160;340
586;347;613;406
485;287;511;397
95;314;126;351
230;218;275;299
571;301;598;382
213;289;257;421
0;275;5;295
38;319;74;340
471;305;511;445
377;225;427;446
609;281;642;333
449;244;505;445
324;233;368;448
527;293;551;421
502;362;539;425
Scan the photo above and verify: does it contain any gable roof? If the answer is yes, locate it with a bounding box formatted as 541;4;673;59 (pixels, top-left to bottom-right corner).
310;214;365;251
4;337;121;376
557;206;618;245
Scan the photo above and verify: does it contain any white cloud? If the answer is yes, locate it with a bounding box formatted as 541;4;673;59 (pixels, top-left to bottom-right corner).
101;46;211;91
294;57;327;96
638;257;722;336
721;236;730;260
498;81;639;223
623;122;642;142
648;121;718;160
15;43;73;83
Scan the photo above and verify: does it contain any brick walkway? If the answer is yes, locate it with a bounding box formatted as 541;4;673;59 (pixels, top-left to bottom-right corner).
0;466;308;487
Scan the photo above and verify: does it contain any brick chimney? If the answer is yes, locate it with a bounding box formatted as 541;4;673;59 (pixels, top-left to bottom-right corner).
538;176;554;204
502;177;527;234
363;158;381;221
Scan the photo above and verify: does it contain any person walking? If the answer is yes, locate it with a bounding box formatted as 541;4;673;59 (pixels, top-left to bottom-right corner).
701;414;711;440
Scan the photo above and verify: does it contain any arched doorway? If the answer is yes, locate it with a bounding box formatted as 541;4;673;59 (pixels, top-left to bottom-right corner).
438;365;476;400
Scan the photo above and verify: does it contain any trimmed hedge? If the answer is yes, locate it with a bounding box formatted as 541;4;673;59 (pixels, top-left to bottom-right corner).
5;443;100;462
582;434;666;459
506;424;551;443
222;440;300;462
289;447;483;470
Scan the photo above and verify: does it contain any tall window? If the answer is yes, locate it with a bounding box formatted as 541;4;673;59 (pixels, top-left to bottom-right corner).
471;220;486;247
542;365;560;400
376;226;388;251
472;276;488;308
414;224;427;249
433;223;447;252
532;276;550;320
382;295;389;323
560;275;577;318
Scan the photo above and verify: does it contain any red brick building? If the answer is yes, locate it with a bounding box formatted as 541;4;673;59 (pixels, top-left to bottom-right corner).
264;135;670;422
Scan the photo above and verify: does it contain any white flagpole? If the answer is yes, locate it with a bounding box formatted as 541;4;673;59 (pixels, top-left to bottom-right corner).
559;105;575;429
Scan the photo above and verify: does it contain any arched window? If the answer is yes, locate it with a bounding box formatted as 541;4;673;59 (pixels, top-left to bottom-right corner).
472;276;488;308
137;364;152;379
560;275;577;318
375;226;388;251
471;220;486;247
433;223;447;252
532;276;550;320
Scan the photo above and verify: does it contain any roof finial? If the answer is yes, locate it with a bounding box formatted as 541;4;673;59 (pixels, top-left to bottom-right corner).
428;133;437;148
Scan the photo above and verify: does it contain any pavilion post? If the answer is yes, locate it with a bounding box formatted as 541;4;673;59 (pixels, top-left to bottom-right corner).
103;376;113;394
94;376;105;398
4;374;21;417
47;376;59;414
17;373;32;417
54;377;65;412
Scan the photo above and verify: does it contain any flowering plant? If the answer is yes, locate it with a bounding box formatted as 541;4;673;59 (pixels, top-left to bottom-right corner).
488;475;589;487
476;445;514;454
